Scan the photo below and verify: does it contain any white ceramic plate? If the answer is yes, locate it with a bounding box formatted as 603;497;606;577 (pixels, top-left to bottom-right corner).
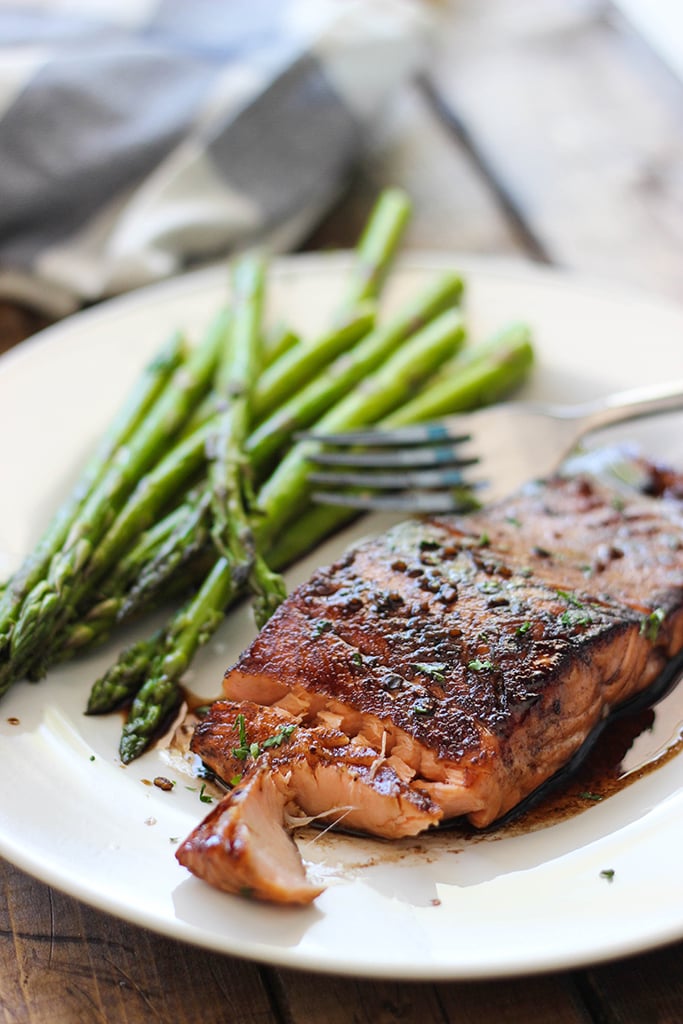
0;254;682;980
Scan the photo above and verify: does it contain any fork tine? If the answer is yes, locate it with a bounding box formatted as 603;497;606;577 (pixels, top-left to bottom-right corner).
306;444;478;470
310;488;477;514
308;467;469;489
296;421;471;447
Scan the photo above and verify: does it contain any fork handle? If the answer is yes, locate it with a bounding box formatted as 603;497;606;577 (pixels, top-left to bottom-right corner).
569;379;683;433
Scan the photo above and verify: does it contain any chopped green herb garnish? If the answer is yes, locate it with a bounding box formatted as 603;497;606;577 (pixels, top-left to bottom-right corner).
312;619;333;638
599;868;615;882
559;609;593;627
556;589;584;607
351;651;363;667
413;662;447;683
230;773;243;787
640;607;666;642
468;658;494;671
580;791;603;802
232;716;297;761
232;713;251;760
199;783;213;804
261;723;297;749
478;532;490;547
515;621;532;636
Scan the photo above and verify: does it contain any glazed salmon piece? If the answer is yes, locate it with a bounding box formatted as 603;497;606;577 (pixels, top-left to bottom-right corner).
224;475;683;827
179;470;683;902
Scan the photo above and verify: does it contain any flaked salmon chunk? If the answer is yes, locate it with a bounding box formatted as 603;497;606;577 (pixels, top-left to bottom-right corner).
176;700;440;903
177;471;683;903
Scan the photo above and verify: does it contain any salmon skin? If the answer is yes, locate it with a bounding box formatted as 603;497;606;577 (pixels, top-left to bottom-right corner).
177;468;683;903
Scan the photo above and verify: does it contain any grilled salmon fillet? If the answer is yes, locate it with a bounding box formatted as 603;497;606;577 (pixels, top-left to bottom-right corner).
176;470;683;903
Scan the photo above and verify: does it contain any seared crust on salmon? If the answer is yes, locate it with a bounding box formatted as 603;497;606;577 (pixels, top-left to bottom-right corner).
177;470;683;902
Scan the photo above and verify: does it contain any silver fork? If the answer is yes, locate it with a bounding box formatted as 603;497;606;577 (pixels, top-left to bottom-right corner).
303;381;683;513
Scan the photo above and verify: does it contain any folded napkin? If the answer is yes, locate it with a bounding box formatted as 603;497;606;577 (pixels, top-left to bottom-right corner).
0;0;430;316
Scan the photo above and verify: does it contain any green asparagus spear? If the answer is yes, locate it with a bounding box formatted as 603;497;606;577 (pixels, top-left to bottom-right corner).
118;492;213;622
117;555;240;762
247;272;464;465
209;254;266;563
210;255;288;626
86;632;164;714
68;531;212;660
263;322;299;368
0;331;186;652
383;322;534;426
338;188;412;312
63;501;199;651
250;304;375;424
255;307;466;540
4;310;230;688
79;418;215;590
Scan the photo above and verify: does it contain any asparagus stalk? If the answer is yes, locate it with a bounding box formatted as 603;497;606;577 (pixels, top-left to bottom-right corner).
86;633;164;714
250;304;375;424
0;331;187;652
383;322;534;426
117;493;212;621
4;310;230;689
63;499;202;651
247;273;464;465
117;555;241;762
67;534;212;659
338;188;412;312
209;254;287;626
209;254;266;560
263;322;299;368
266;503;355;571
255;307;467;541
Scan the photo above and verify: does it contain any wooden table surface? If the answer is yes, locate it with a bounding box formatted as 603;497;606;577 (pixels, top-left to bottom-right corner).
1;1;683;1020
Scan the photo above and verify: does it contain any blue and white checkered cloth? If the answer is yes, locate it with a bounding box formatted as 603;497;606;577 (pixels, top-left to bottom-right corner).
0;0;430;315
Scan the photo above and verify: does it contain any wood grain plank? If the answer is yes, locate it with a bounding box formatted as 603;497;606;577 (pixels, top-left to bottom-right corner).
0;861;276;1024
427;0;683;300
271;968;592;1024
576;941;683;1024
